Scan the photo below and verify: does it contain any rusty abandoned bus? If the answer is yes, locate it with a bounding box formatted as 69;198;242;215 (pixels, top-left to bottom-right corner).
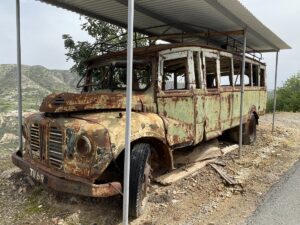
12;43;266;217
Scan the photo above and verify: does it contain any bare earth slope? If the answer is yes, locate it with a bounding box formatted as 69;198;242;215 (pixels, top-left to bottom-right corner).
0;112;300;225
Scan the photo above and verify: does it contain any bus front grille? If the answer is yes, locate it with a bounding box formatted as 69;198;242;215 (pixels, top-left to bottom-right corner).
48;126;63;169
30;123;41;159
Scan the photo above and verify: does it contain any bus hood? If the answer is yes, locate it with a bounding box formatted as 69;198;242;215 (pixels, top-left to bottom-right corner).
39;92;144;113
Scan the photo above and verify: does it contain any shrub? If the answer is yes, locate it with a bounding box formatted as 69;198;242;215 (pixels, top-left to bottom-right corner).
267;73;300;112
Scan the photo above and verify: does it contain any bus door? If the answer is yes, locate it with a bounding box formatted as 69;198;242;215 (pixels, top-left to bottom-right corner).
157;50;195;147
202;50;222;140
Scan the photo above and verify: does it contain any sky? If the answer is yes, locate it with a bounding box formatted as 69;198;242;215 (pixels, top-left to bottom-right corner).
0;0;299;89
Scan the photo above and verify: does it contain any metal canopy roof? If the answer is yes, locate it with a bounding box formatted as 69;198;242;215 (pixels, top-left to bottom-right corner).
38;0;290;53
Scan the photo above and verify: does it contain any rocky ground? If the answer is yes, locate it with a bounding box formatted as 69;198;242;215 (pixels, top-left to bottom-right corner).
0;112;300;225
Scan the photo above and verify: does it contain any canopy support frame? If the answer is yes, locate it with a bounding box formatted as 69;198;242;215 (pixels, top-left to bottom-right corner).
16;0;23;152
239;29;247;157
123;0;135;224
272;51;279;132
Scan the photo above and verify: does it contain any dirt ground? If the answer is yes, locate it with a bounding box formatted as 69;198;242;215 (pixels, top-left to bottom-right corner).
0;112;300;225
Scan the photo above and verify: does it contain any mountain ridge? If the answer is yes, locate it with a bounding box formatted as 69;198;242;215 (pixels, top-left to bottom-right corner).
0;64;79;112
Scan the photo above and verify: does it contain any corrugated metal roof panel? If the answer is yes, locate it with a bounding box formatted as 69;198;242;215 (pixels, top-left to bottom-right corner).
38;0;290;52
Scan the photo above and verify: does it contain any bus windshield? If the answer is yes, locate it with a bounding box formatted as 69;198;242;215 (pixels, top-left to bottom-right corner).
79;61;151;92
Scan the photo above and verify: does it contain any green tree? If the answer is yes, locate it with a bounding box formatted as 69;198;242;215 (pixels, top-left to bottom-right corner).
266;91;274;113
62;17;148;77
267;73;300;112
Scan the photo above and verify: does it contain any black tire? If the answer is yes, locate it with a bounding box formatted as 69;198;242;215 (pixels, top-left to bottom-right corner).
129;143;151;218
243;114;257;145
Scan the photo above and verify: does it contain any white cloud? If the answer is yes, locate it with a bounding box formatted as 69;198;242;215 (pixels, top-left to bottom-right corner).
0;0;91;69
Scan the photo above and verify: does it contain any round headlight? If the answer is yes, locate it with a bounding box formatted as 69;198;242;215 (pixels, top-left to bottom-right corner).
76;136;91;156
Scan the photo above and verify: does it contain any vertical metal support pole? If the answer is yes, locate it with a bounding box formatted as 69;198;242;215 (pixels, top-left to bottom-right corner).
239;30;247;157
272;51;279;132
16;0;23;151
123;0;134;224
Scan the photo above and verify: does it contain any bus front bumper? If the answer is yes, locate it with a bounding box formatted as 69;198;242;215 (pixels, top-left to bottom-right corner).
11;151;122;197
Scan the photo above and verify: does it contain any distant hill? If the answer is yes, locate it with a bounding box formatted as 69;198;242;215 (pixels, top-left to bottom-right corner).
0;64;79;150
0;64;79;112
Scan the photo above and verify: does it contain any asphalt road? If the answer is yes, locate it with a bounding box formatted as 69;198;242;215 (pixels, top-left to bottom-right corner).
246;160;300;225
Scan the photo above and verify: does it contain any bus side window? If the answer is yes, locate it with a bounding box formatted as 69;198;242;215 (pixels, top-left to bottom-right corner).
205;57;218;88
252;64;259;86
220;56;233;86
233;59;250;86
260;68;265;87
162;58;187;90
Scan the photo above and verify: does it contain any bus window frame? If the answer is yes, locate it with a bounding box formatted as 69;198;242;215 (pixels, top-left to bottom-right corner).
202;50;220;90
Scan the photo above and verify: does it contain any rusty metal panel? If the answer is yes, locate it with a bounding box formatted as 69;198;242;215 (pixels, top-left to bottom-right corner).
159;96;195;124
161;116;194;147
220;90;234;130
157;95;195;146
230;88;267;127
194;89;205;144
81;112;167;157
203;92;221;140
39;87;156;113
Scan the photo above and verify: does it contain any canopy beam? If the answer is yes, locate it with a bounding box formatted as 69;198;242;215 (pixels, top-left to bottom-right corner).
148;30;244;40
115;0;197;33
38;0;290;52
41;0;155;36
204;0;279;51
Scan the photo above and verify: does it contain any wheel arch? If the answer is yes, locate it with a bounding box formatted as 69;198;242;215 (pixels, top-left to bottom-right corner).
132;137;174;170
114;137;174;171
